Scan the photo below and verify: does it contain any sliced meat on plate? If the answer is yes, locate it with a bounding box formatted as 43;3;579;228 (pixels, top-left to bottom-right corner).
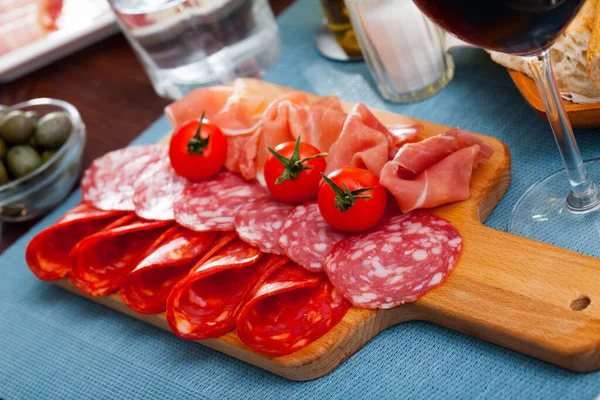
324;211;463;309
70;215;172;296
237;263;351;356
81;144;167;212
278;201;346;272
133;157;187;221
25;203;126;281
234;197;295;255
166;238;287;340
173;172;268;232
120;229;234;314
379;129;494;212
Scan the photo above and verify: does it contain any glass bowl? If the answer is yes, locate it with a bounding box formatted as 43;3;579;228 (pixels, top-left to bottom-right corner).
0;98;85;222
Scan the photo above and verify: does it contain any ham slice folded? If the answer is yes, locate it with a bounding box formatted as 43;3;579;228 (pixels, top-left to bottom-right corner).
380;129;494;213
325;103;419;176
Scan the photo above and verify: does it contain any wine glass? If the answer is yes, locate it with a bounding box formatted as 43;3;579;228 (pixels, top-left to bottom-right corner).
412;0;600;255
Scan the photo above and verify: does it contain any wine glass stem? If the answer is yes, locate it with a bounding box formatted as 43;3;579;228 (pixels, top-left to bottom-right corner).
526;49;600;213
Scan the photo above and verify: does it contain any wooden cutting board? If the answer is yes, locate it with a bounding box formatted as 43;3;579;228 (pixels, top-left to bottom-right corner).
53;79;600;381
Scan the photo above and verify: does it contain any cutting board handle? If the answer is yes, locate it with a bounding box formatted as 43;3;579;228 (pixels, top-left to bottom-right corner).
385;224;600;372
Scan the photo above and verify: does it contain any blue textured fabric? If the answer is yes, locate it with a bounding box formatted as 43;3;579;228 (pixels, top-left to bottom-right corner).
2;0;600;398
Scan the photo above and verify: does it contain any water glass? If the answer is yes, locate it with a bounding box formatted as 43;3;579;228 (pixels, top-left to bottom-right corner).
107;0;282;100
345;0;454;103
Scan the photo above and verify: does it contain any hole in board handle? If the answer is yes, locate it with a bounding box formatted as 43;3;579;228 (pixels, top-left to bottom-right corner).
570;295;591;311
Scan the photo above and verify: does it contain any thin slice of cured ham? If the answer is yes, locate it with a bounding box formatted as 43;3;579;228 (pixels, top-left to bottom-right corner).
379;129;494;212
120;229;234;314
234;197;295;255
166;239;287;340
81;145;167;212
25;203;126;281
237;263;351;356
173;172;268;232
70;215;172;296
287;95;347;154
325;103;396;176
324;211;463;309
278;202;346;272
133;157;187;221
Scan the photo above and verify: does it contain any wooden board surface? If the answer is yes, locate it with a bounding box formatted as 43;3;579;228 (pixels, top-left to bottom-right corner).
53;80;600;380
509;69;600;129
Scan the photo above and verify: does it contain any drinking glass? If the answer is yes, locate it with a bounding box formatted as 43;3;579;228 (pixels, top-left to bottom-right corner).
107;0;282;100
412;0;600;254
346;0;454;103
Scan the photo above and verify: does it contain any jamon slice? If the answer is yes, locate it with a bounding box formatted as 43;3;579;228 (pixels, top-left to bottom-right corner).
70;216;172;296
380;129;494;212
120;229;234;314
25;203;126;281
166;239;287;340
237;263;351;356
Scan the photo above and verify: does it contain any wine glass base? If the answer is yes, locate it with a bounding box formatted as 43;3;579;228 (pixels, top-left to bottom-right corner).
507;158;600;258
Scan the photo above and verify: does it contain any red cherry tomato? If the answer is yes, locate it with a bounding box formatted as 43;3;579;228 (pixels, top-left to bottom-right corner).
169;114;227;182
318;167;387;232
264;136;327;204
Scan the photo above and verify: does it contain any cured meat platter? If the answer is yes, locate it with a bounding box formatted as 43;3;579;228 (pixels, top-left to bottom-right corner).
34;80;600;380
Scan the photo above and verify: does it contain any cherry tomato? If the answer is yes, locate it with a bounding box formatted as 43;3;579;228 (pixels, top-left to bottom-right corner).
318;167;387;232
264;136;327;204
169;113;227;182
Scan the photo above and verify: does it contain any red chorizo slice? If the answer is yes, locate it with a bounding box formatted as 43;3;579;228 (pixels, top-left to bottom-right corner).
120;229;235;314
26;203;127;281
278;202;346;272
133;158;187;221
166;239;286;340
237;263;351;356
234;197;295;255
324;211;463;309
81;145;167;211
173;172;268;232
70;215;173;296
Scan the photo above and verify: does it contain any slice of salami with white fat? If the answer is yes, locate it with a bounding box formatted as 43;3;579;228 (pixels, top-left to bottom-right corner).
234;197;295;255
324;211;463;309
279;202;346;272
133;158;187;221
174;172;268;232
82;145;167;211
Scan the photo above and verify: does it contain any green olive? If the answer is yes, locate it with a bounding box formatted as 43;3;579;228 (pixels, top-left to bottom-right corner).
0;105;10;118
0;160;9;185
34;112;72;150
41;150;56;163
6;145;42;179
24;110;41;122
0;138;6;159
0;110;36;144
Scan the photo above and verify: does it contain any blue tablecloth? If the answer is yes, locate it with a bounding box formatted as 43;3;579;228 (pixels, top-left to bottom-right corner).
2;0;600;398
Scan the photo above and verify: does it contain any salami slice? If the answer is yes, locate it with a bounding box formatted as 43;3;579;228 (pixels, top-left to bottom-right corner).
324;211;463;309
234;197;295;255
278;202;346;272
70;215;173;296
237;263;351;356
26;204;127;281
133;157;187;221
81;144;167;211
166;239;286;340
174;172;268;232
120;229;235;314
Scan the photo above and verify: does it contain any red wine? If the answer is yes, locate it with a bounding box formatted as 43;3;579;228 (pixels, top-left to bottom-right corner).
413;0;585;55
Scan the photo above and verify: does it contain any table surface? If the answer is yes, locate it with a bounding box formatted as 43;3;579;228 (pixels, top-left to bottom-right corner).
0;0;295;253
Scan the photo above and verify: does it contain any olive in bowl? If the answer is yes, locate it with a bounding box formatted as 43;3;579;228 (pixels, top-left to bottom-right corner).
0;98;85;222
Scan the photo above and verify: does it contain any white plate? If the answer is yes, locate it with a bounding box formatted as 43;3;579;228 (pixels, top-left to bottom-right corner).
0;0;119;82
